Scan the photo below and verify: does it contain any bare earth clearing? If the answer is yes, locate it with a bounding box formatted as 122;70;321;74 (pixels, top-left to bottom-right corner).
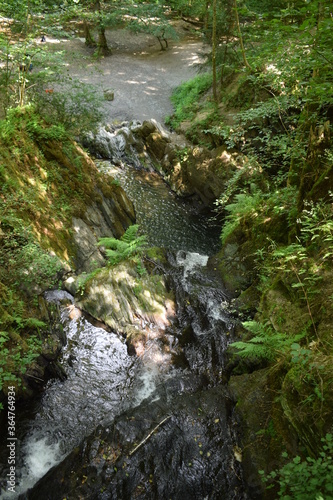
52;22;207;124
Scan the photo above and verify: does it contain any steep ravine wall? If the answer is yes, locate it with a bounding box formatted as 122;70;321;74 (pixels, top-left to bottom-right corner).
0;109;136;407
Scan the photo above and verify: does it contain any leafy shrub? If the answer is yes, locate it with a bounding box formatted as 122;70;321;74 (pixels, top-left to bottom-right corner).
0;223;63;290
34;78;104;136
167;73;213;128
260;434;333;499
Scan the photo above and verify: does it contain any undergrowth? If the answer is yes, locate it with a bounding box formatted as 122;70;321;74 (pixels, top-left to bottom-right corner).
260;434;333;499
166;72;213;129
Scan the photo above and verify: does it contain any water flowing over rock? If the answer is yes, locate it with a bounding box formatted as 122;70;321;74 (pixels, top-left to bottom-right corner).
82;120;243;208
23;386;246;500
20;252;250;500
0;122;256;499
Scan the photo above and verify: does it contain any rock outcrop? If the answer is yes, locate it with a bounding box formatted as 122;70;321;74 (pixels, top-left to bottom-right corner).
65;254;176;358
82;120;243;208
0;110;136;408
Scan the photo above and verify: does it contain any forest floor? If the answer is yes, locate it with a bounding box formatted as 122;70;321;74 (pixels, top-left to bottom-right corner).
52;20;208;124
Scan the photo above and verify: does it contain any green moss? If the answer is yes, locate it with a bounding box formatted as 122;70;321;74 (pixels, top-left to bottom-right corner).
0;108;131;402
0;108;118;262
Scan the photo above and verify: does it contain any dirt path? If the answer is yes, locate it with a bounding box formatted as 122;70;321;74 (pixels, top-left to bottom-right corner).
54;22;207;124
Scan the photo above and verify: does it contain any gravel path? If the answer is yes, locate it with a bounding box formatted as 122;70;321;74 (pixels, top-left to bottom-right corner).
54;23;207;124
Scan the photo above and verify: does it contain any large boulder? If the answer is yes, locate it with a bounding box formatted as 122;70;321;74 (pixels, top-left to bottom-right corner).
66;255;176;357
22;385;245;500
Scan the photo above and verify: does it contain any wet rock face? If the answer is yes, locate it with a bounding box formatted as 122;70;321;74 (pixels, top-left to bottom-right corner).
71;185;136;273
81;120;241;208
23;385;245;500
20;253;250;500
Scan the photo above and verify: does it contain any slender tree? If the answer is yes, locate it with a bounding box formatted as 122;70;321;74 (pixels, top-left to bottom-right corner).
233;0;251;70
95;0;111;56
83;19;96;47
212;0;218;102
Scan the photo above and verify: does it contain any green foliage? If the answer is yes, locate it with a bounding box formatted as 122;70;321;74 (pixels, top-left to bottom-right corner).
26;118;67;141
231;320;307;363
258;196;333;310
0;222;63;290
260;434;333;499
76;267;102;296
136;260;147;277
166;73;213;129
0;11;70;113
167;0;208;19
126;2;178;50
34;78;105;135
220;188;263;243
98;224;147;266
0;105;66;142
0;285;44;394
0;330;42;393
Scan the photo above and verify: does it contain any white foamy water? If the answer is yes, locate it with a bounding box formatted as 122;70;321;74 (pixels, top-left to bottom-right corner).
176;251;209;279
0;292;168;499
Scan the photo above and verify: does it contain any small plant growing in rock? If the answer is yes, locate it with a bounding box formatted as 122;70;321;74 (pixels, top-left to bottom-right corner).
98;224;147;266
230;320;307;363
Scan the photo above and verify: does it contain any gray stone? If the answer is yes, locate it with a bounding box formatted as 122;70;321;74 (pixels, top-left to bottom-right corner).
71;217;106;272
104;89;114;101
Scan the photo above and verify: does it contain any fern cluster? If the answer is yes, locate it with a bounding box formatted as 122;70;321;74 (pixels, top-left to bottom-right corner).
98;224;147;266
232;321;307;363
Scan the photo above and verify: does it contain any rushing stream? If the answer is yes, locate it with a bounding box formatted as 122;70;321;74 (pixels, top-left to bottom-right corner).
99;160;222;254
0;289;164;497
0;156;244;498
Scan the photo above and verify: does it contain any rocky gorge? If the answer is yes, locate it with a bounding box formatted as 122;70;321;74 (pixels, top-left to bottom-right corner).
0;111;253;499
1;15;332;500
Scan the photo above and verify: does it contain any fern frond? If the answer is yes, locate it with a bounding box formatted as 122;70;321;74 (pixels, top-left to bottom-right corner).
231;321;308;363
24;318;47;329
98;225;147;266
120;224;140;243
232;340;276;362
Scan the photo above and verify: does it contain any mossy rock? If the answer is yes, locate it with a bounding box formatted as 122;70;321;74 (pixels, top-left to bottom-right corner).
75;259;174;335
280;359;333;457
233;284;261;315
259;280;310;335
0;110;135;270
229;368;291;499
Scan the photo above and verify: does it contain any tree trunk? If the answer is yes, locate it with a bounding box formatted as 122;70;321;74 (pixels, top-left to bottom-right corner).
95;0;111;56
221;0;235;85
84;20;96;47
233;0;252;71
220;36;229;86
204;0;210;31
97;26;111;56
212;0;218;102
18;70;26;107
